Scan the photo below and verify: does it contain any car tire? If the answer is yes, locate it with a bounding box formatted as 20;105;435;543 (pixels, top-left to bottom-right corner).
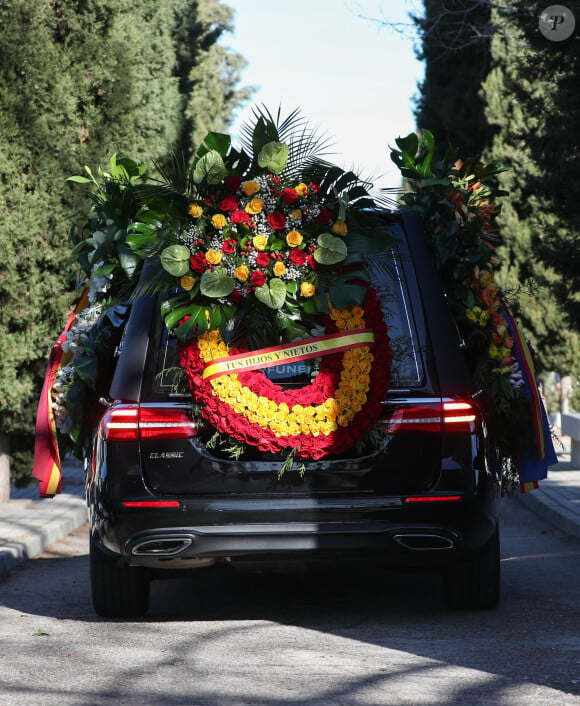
90;535;150;618
444;524;500;610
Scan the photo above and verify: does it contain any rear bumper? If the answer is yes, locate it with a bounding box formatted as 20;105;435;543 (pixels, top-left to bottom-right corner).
90;491;499;570
123;521;464;569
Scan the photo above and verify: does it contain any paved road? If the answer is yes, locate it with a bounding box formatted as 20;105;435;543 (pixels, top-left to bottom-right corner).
0;496;578;706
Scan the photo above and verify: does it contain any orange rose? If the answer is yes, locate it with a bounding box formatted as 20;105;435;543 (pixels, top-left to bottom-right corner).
180;275;196;291
331;220;348;236
234;265;249;282
273;261;286;277
245;197;264;215
241;180;261;196
205;249;222;265
211;213;227;229
188;202;204;218
286;230;303;247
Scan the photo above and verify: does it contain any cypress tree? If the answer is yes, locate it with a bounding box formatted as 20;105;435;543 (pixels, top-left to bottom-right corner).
483;1;580;408
413;0;492;157
0;0;247;484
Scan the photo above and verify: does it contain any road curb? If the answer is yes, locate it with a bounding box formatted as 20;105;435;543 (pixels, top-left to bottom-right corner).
516;489;580;543
0;494;87;580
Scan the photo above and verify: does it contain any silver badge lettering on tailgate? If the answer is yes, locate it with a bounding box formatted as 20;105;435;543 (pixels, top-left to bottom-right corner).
149;451;185;459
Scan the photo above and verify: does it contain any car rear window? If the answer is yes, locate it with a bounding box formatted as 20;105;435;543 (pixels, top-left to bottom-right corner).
150;249;424;398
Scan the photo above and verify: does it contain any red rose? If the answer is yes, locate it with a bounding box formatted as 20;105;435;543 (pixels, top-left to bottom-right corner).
250;270;266;287
230;289;242;304
289;249;307;266
189;253;208;273
281;188;299;205
315;207;333;225
220;195;238;212
222;239;237;254
230;209;251;224
255;252;271;267
267;212;286;230
306;255;316;269
224;176;243;192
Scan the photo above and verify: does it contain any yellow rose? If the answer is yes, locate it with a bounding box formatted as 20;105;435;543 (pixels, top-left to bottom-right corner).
234;265;249;282
245;197;264;215
286;230;303;247
287;422;301;436
331;220;348;236
180;275;196;291
290;208;302;220
253;235;268;251
211;213;227;229
188;202;204;218
205;249;222;265
279;402;290;416
242;180;261;196
294;183;308;196
300;281;316;298
273;261;286;277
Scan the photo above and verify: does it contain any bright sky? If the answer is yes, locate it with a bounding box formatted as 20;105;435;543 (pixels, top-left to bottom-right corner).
222;0;423;191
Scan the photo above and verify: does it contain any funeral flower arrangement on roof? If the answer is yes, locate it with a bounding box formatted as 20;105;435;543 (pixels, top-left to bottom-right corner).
390;130;556;489
62;108;397;464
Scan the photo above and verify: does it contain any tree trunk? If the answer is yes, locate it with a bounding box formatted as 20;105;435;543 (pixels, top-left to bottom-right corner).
0;434;10;503
560;374;572;416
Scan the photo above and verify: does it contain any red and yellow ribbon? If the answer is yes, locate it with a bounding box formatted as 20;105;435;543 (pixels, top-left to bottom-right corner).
202;329;375;380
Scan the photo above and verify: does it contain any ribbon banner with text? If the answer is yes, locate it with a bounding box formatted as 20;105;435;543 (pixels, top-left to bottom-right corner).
202;329;375;381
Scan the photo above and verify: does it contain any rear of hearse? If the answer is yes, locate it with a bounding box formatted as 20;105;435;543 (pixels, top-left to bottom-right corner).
87;210;501;617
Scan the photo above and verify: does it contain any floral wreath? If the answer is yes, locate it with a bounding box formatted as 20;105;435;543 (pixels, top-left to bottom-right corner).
64;108;397;464
178;288;391;459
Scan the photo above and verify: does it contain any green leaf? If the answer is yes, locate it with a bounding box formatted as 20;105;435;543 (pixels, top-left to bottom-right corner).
116;242;140;278
313;233;348;265
199;132;231;159
329;278;367;308
254;277;287;309
193;150;227;184
163;303;200;332
160;245;190;277
125;229;161;258
66;175;92;184
93;262;116;277
200;266;235;298
173;307;211;340
257;141;289;174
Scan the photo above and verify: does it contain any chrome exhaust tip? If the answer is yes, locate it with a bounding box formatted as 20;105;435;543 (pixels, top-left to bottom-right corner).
131;535;193;557
393;533;456;551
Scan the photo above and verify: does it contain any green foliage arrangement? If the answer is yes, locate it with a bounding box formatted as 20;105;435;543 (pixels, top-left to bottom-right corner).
391;130;536;477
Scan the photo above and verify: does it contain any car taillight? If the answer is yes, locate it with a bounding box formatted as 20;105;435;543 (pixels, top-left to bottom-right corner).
382;400;477;434
100;405;198;441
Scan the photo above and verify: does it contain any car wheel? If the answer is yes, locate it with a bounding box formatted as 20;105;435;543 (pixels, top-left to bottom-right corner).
444;524;500;610
90;535;150;618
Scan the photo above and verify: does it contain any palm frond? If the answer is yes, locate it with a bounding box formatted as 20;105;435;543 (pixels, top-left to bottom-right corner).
238;105;335;181
221;299;279;351
153;152;193;195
